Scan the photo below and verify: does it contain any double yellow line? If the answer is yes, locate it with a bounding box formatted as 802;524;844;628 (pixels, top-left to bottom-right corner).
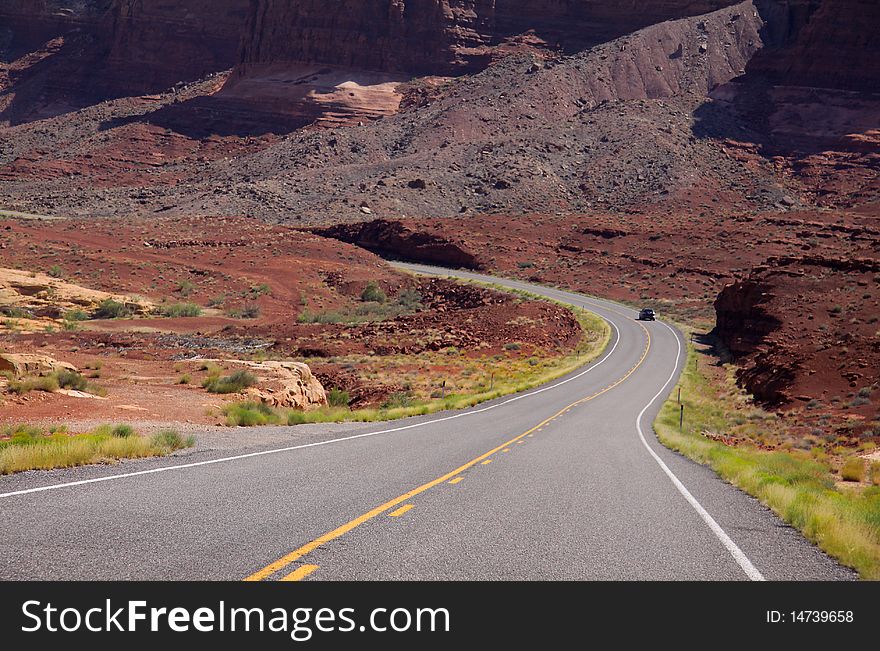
245;321;651;582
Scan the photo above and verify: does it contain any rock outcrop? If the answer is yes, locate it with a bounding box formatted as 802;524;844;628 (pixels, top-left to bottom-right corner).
313;220;484;270
99;0;249;96
714;256;880;408
714;277;780;359
1;0;878;217
241;361;328;411
0;0;248;124
0;267;154;324
0;1;101;62
0;353;77;379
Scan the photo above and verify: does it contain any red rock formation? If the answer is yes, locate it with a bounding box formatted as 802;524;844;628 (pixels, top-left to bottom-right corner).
99;0;249;95
750;0;880;91
0;1;248;124
313;219;484;269
0;1;96;62
715;256;880;407
240;0;744;75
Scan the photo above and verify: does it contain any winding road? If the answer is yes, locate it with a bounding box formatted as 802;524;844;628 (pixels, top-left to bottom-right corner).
0;264;853;580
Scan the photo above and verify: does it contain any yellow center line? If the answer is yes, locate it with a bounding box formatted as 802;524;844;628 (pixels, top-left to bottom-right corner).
280;564;320;582
481;459;493;465
502;448;510;453
244;323;651;582
389;504;414;517
448;477;464;485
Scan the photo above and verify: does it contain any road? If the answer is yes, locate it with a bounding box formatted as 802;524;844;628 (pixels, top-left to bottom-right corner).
0;264;853;580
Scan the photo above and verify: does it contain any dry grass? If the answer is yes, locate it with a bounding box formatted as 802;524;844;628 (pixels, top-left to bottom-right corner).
0;424;195;475
841;457;867;482
654;336;880;579
4;369;105;396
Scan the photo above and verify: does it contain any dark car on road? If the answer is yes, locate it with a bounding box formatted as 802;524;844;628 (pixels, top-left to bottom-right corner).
638;308;656;321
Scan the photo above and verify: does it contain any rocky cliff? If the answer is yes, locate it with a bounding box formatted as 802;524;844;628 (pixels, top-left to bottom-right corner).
750;0;880;91
240;0;743;76
4;0;876;122
0;1;247;123
0;1;105;63
99;0;248;95
239;0;880;88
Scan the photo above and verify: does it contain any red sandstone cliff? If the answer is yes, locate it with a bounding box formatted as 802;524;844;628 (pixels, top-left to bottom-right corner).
0;2;102;62
750;0;880;92
0;0;248;123
239;0;744;76
4;0;876;122
99;0;248;95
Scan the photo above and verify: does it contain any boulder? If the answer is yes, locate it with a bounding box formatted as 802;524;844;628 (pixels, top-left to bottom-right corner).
0;353;78;379
241;361;328;410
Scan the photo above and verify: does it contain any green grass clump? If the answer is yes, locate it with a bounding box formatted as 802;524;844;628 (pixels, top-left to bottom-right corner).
0;306;32;318
0;424;195;474
8;424;44;444
56;369;88;391
63;308;89;322
7;374;59;394
228;303;261;319
327;388;350;407
841;457;866;482
151;429;195;450
223;402;284;427
159;303;202;318
381;391;414;409
112;424;135;438
360;281;387;304
249;283;272;297
297;302;406;324
298;285;424;325
176;280;195;297
655;338;880;579
93;299;132;319
203;370;258;394
287;410;308;425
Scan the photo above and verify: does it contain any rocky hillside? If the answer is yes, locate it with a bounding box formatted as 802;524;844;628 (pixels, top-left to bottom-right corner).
0;0;877;427
714;256;879;413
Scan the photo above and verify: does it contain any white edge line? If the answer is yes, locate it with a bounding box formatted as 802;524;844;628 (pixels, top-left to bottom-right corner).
0;297;621;500
396;266;765;580
635;321;765;582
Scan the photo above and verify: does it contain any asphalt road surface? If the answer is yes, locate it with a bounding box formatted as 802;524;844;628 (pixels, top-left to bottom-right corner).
0;264;854;580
